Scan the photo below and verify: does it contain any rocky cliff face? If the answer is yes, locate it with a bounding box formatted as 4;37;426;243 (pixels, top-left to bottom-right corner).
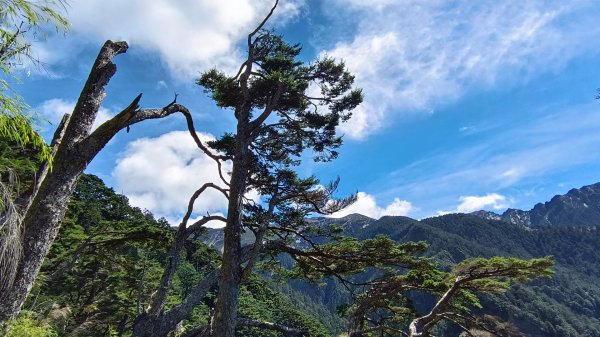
501;208;532;227
527;183;600;226
471;182;600;227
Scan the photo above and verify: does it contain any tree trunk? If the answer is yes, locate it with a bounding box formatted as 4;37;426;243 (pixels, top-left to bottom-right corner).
0;40;128;320
132;312;172;337
211;123;250;337
211;165;244;336
0;40;187;322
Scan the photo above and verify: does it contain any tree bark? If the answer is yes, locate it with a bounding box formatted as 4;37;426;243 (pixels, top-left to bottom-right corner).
0;40;189;321
0;40;127;320
211;129;249;337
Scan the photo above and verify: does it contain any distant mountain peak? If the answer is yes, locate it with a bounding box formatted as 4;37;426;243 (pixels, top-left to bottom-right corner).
470;182;600;227
470;210;502;221
336;213;375;222
501;208;531;227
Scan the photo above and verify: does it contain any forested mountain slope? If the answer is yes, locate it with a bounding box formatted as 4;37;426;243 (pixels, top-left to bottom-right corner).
4;132;600;337
300;212;600;337
196;183;600;336
21;174;331;336
0;136;331;336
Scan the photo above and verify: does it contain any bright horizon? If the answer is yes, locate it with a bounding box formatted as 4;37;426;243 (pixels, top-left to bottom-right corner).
18;0;600;224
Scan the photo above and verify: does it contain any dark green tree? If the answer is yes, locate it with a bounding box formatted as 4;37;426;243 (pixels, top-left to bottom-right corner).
133;2;362;337
341;255;554;337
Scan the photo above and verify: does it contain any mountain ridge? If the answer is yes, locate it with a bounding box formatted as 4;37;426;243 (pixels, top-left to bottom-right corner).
193;181;600;336
469;181;600;227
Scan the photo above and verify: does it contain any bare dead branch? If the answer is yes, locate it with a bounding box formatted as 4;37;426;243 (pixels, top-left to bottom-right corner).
65;40;128;141
180;182;229;230
185;216;227;236
248;0;279;45
238;317;303;336
165;268;220;327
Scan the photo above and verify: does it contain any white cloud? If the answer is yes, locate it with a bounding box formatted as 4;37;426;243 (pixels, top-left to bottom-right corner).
329;192;414;219
37;99;72;125
113;131;230;221
324;1;600;139
36;98;113;132
42;0;303;79
456;193;509;213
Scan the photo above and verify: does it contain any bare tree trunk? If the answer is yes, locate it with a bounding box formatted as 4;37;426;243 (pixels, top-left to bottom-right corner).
0;40;128;320
0;40;190;322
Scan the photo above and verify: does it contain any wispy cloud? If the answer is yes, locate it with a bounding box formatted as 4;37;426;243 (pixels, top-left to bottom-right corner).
374;102;600;217
323;0;600;138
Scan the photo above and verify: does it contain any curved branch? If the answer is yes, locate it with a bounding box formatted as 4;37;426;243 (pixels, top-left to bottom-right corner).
180;182;229;230
185;215;227;236
249;81;284;134
174;103;231;186
248;0;279;44
86;98;231;186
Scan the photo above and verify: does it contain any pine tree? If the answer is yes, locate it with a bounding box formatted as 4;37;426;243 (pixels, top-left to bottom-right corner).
133;2;362;336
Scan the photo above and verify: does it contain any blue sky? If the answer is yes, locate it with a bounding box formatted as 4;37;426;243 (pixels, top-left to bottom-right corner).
14;0;600;222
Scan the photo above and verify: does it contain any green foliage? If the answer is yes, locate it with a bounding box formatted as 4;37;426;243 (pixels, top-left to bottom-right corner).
195;24;361;335
0;0;68;164
10;168;331;336
28;174;173;336
0;103;51;163
3;311;58;337
452;256;553;290
0;135;42;293
0;135;41;190
199;29;362;197
238;276;330;337
285;235;430;281
0;0;68;72
329;238;553;335
296;214;597;336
